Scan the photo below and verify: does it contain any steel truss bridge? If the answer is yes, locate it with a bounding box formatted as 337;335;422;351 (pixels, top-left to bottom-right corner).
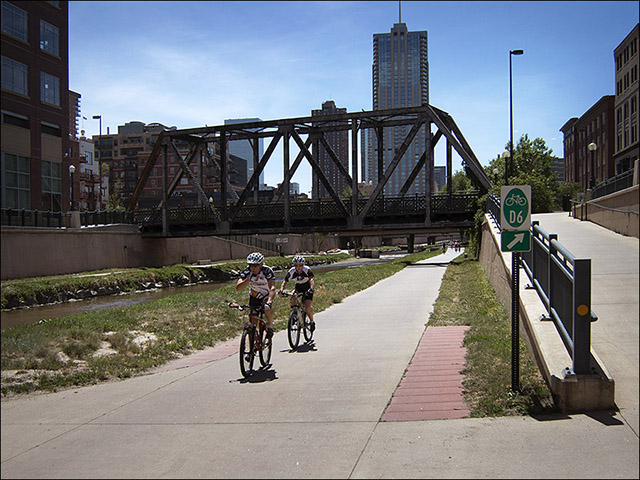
128;105;492;237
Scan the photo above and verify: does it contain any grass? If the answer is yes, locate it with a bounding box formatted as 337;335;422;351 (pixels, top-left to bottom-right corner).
1;249;556;417
429;255;555;416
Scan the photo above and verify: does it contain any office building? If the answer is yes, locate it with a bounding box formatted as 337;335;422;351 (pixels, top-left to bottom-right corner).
224;118;264;189
560;96;615;190
613;23;639;174
311;101;349;200
366;21;429;196
1;0;70;211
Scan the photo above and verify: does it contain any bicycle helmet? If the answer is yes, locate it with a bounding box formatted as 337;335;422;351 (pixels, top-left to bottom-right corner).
292;255;305;265
246;252;264;265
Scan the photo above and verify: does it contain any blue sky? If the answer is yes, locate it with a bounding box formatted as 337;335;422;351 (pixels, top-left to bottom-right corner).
70;1;639;195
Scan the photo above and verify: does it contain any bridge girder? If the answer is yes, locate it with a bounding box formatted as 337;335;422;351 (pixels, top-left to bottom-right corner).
128;105;490;236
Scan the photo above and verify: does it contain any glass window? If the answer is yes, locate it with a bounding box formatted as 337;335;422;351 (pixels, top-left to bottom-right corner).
41;159;62;211
40;72;60;106
40;20;60;56
1;1;28;41
1;152;31;209
1;56;28;95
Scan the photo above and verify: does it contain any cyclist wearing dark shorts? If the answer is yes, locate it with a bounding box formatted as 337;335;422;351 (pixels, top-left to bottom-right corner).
278;255;316;332
236;252;276;338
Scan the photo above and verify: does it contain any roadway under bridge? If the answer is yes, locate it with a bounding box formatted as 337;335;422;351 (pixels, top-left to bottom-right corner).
128;105;492;237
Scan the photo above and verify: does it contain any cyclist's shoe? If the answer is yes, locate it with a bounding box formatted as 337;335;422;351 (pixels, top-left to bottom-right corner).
266;326;274;339
310;321;316;333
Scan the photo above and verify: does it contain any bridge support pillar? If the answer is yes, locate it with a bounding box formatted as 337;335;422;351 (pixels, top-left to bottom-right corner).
407;233;415;253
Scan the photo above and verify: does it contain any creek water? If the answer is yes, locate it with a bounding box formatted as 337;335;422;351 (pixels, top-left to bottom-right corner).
1;254;404;330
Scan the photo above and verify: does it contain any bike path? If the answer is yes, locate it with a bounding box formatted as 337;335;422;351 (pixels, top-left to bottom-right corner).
1;228;639;479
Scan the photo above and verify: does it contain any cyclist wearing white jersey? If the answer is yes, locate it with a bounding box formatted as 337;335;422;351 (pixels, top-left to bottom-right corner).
278;255;316;332
236;252;276;338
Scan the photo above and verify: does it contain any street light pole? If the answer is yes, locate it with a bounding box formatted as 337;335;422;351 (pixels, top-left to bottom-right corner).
588;142;597;189
92;115;102;210
509;49;524;185
508;48;523;393
69;164;76;211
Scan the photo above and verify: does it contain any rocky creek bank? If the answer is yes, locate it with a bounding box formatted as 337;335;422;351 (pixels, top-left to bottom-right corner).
1;253;351;311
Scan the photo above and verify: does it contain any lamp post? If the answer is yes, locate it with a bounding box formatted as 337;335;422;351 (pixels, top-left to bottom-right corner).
92;115;102;209
69;164;76;211
493;167;499;185
508;49;524;184
588;142;597;189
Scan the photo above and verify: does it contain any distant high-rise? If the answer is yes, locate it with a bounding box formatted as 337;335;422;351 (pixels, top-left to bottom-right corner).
365;21;429;196
224;118;264;188
311;101;349;200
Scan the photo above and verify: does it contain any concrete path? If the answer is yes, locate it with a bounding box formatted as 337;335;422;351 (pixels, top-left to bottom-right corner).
1;217;638;479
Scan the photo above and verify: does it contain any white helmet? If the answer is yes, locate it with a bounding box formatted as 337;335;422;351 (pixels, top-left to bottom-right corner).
246;252;264;265
292;255;305;264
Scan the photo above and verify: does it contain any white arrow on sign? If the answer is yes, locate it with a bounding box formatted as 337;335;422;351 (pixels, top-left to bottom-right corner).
507;233;525;249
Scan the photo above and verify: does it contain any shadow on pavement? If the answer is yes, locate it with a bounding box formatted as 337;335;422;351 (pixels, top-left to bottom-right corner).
236;367;278;384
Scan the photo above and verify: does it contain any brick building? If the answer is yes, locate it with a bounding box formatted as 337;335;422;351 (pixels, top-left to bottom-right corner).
1;0;71;211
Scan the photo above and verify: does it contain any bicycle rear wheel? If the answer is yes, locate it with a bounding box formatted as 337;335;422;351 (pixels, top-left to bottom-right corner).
287;309;301;349
239;326;254;377
302;311;313;342
259;323;272;366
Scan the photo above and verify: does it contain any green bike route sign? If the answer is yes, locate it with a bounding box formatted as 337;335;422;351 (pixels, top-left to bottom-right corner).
500;185;531;252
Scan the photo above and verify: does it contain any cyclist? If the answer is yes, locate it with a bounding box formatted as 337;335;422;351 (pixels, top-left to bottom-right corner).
236;252;276;339
278;254;316;332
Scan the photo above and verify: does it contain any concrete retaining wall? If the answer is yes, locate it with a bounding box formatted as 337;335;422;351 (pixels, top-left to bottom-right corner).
0;226;277;280
573;185;639;238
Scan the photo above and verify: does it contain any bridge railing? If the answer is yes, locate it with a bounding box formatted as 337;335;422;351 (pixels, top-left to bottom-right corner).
486;195;596;375
2;208;68;227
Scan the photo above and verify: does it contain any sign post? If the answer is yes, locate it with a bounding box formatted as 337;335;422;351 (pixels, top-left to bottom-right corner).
500;185;531;392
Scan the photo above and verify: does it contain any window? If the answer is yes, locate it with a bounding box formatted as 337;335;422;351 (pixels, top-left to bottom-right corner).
41;160;62;211
1;1;28;41
40;72;60;106
40;20;60;56
41;121;61;136
1;110;29;128
1;56;28;96
1;152;30;209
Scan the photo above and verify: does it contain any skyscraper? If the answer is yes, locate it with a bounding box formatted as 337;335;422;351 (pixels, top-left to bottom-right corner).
224;118;264;189
365;21;429;196
311;101;349;200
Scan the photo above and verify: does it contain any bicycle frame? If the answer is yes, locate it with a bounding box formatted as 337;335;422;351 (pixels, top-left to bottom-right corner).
229;302;272;377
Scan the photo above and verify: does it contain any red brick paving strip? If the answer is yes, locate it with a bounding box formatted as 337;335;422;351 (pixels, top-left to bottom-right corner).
381;325;470;421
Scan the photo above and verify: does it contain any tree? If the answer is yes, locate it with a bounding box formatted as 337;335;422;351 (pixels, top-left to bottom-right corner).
484;134;581;213
107;180;126;211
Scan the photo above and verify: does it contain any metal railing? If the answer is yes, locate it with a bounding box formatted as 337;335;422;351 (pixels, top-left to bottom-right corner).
1;208;68;228
592;168;635;199
221;234;281;255
486;195;596;375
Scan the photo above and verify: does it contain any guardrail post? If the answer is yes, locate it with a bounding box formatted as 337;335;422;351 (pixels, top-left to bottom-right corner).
573;258;592;374
547;233;558;314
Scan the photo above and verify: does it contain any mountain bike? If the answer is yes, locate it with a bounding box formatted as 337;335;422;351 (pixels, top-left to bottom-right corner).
228;302;272;378
279;290;313;349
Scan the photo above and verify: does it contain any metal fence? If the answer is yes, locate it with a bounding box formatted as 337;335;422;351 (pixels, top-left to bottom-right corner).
486;194;596;375
1;208;68;227
592;168;635;199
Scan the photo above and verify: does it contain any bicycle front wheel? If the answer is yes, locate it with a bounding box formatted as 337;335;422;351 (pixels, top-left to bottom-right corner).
302;311;313;342
240;327;254;378
287;309;301;349
259;324;272;366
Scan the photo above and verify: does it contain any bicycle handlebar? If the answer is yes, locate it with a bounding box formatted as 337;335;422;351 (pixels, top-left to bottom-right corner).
228;302;250;311
278;290;297;297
